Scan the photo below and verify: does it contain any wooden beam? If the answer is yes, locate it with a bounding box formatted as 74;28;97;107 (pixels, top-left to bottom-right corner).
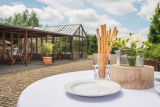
52;35;55;62
2;32;5;53
18;33;20;53
25;30;28;67
36;36;38;54
11;33;13;57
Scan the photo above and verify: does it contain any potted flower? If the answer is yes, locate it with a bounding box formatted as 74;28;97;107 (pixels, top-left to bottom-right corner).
113;35;129;65
123;34;146;67
41;42;54;65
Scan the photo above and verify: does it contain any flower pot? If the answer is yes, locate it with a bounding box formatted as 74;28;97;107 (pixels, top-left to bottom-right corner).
120;49;144;67
144;60;158;71
114;50;120;65
42;57;52;65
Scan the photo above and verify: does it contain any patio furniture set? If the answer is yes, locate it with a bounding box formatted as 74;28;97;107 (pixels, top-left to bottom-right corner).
2;52;32;65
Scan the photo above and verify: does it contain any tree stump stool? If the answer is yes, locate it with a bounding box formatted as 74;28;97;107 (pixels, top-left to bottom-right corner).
110;65;154;89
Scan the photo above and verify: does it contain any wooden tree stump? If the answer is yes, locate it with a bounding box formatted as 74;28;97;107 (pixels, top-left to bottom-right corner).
110;65;154;89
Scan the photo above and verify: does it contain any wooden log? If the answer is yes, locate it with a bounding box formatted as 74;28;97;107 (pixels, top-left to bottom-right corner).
110;65;154;89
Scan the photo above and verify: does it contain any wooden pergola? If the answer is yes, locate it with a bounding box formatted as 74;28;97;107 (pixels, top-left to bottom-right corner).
0;23;88;66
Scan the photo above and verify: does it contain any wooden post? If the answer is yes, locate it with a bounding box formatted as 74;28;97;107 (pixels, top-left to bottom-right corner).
36;36;38;54
46;35;47;42
18;33;20;53
25;30;28;67
41;36;43;54
11;33;13;57
59;37;60;53
65;36;66;54
82;28;83;57
31;35;33;54
52;35;55;62
2;32;5;53
79;28;80;57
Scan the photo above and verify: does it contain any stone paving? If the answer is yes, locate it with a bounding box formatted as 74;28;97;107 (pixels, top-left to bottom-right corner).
0;55;117;107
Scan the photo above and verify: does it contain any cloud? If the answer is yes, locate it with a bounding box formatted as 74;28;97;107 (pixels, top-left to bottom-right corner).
0;4;64;25
65;9;129;34
86;0;141;15
137;0;160;20
138;27;149;40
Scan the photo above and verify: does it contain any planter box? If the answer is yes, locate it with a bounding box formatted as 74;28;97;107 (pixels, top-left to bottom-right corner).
144;60;158;71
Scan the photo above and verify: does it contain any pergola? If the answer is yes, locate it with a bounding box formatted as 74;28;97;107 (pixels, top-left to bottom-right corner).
0;23;88;66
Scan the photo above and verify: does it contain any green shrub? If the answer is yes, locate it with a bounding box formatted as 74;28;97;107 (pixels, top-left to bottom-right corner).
41;42;54;57
144;43;160;63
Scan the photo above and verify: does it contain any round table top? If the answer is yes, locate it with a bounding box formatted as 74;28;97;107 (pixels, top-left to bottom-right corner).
17;70;160;107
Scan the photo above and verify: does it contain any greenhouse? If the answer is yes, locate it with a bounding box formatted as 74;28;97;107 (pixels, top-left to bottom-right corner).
0;23;88;66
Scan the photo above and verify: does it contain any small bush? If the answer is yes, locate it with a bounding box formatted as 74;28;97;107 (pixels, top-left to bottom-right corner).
41;42;54;57
144;44;160;63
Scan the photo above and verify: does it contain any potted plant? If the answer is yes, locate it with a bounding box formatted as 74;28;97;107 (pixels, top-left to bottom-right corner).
144;42;159;71
122;34;146;67
41;42;54;65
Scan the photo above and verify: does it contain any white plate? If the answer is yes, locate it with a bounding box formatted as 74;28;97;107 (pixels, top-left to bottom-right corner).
64;79;121;97
155;84;160;94
154;72;160;80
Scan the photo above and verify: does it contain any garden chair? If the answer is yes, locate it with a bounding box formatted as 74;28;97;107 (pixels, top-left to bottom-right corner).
58;53;63;60
27;53;32;64
2;52;9;64
8;53;16;65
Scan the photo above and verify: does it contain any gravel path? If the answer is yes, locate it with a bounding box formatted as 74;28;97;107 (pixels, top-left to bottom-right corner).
0;58;93;107
0;55;117;107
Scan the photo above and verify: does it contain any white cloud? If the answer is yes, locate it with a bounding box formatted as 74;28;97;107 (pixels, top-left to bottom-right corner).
0;4;64;25
137;0;160;20
65;9;129;34
138;27;149;41
86;0;141;15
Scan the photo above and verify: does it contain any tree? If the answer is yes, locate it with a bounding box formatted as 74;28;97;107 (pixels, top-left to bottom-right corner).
87;34;98;55
148;3;160;43
2;9;41;27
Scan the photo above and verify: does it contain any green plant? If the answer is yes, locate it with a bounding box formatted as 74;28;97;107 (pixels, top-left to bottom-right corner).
41;42;54;57
144;44;160;63
148;3;160;43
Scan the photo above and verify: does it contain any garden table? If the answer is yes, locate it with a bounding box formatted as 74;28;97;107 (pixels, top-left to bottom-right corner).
17;70;160;107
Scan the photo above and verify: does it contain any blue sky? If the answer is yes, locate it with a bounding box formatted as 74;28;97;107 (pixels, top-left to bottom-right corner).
0;0;159;39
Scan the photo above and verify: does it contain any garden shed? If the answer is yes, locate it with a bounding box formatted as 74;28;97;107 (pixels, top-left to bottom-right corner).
0;23;88;66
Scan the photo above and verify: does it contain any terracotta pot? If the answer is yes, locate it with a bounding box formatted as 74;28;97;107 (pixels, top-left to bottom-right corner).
144;60;158;71
42;57;52;65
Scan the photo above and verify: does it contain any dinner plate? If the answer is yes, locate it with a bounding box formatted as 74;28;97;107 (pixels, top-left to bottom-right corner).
154;72;160;80
64;79;121;97
155;84;160;94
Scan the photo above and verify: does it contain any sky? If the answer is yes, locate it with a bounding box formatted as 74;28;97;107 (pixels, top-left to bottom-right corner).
0;0;159;39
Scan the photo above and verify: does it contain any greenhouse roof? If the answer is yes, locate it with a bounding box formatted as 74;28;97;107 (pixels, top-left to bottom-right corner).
34;24;81;36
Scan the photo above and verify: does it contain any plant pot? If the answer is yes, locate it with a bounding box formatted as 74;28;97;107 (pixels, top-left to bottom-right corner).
144;60;158;71
42;57;52;65
120;49;144;67
114;50;120;65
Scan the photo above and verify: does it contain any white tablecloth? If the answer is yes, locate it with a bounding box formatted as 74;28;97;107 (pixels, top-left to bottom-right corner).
17;70;160;107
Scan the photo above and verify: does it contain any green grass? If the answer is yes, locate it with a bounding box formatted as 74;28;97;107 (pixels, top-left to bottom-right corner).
88;55;93;57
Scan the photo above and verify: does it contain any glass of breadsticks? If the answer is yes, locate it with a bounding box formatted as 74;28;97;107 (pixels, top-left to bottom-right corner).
94;24;118;79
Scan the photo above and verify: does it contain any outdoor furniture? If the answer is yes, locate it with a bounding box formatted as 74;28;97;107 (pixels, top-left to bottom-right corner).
58;53;63;60
17;71;160;107
2;52;9;64
8;53;16;65
27;53;32;64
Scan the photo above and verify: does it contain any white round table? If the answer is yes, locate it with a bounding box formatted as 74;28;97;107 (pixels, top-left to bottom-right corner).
17;70;160;107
